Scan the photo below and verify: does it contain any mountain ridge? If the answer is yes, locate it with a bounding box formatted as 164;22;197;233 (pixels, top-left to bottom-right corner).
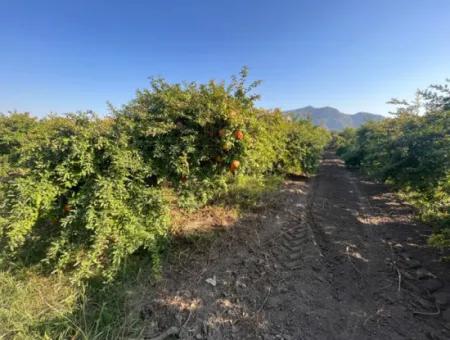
284;106;384;131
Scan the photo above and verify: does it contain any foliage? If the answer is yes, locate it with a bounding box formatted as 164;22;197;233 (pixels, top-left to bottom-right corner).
0;69;330;284
0;112;39;174
337;81;450;247
0;114;170;282
113;69;330;207
282;119;331;174
113;68;259;208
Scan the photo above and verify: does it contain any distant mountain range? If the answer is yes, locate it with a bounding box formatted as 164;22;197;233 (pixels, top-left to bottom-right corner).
284;106;384;131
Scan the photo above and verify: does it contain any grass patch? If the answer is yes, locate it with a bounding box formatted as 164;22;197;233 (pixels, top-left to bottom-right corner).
217;174;284;209
0;258;155;339
0;269;78;339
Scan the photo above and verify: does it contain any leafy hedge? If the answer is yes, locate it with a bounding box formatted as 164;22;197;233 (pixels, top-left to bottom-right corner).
0;69;330;282
0;114;170;281
337;81;450;248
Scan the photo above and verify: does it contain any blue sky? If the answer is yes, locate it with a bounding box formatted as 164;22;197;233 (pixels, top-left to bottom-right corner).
1;0;449;116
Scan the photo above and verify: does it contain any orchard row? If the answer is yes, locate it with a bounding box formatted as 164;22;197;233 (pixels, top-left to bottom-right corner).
0;69;331;282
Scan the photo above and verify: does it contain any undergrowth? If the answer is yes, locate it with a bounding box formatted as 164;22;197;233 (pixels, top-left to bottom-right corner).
0;174;285;339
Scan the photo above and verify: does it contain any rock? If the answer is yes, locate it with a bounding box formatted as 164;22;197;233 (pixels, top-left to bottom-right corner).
195;334;203;340
393;243;404;250
420;278;443;293
433;292;450;307
205;276;217;286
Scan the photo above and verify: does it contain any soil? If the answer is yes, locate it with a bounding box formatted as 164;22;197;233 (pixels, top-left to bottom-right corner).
140;152;450;340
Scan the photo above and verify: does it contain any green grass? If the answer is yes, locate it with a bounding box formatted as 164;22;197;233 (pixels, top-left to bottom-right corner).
0;258;156;339
0;269;78;339
217;174;283;209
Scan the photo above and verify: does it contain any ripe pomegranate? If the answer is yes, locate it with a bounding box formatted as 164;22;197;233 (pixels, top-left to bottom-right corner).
229;160;240;172
234;130;244;140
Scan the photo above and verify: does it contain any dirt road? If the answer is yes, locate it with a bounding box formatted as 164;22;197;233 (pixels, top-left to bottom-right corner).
141;153;450;339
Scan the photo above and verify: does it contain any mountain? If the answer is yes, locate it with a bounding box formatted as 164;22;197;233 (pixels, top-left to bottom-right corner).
284;106;384;131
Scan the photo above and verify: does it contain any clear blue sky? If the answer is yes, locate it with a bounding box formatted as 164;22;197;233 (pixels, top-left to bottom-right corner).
1;0;449;116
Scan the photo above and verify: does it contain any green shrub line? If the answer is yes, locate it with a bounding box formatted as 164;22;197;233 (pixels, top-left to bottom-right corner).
335;80;450;249
0;68;331;284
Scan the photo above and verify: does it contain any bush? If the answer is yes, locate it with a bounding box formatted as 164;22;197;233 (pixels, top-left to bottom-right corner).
0;69;331;283
337;81;450;248
114;69;330;207
282;119;331;174
113;68;261;207
0;114;170;282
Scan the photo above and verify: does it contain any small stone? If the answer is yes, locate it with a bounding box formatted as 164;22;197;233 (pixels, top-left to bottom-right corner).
433;292;450;306
420;278;443;293
195;334;203;340
205;276;217;286
393;243;403;250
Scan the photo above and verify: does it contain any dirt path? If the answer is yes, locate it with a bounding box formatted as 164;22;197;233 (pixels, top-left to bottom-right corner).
140;153;450;339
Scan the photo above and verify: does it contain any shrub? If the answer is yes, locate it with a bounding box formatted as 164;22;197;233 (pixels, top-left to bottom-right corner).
113;69;260;207
0;69;331;282
337;81;450;248
282;119;331;174
0;113;169;282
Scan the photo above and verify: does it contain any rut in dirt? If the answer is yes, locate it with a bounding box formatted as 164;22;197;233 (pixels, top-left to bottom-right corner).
142;153;450;340
283;152;450;340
